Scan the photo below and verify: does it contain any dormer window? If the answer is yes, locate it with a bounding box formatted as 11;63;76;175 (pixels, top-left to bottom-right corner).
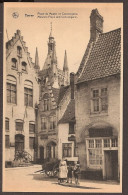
11;58;17;69
17;46;22;57
22;61;27;72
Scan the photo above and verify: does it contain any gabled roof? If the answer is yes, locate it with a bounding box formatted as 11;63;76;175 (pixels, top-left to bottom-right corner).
77;28;121;83
6;30;35;68
52;87;60;104
58;99;75;124
57;85;70;105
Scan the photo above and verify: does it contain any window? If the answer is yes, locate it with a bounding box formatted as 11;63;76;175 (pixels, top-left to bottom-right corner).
89;149;102;165
112;138;118;147
91;88;108;113
95;139;102;148
41;117;47;130
22;62;27;72
24;80;33;107
11;58;17;69
5;135;10;148
42;93;50;111
17;46;22;57
87;138;118;168
7;76;16;104
5;118;9;131
74;142;78;157
29;137;35;149
46;142;56;159
104;139;110;147
88;140;94;148
69;123;75;134
49;116;56;130
16;121;23;131
88;139;102;167
29;122;35;133
62;143;72;157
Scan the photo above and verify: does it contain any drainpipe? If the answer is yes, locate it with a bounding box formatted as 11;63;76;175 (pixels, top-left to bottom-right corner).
34;103;39;163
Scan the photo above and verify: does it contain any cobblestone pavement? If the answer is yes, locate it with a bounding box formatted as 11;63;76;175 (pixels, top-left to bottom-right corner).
3;165;122;193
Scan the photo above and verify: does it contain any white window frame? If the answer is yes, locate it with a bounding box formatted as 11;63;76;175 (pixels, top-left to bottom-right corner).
86;137;118;169
91;87;108;114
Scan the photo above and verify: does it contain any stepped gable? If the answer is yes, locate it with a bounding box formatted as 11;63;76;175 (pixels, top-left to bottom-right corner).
77;28;121;83
58;99;75;124
57;85;70;105
6;29;35;69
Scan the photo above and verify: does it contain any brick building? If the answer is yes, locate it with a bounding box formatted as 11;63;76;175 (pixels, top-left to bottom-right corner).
75;9;121;181
5;30;40;164
37;29;69;162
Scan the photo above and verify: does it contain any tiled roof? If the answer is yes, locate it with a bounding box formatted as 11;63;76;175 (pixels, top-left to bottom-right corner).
77;28;121;83
58;99;75;124
57;85;70;105
76;40;94;77
52;87;60;104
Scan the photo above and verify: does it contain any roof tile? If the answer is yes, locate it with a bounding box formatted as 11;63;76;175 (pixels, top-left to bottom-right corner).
77;28;121;83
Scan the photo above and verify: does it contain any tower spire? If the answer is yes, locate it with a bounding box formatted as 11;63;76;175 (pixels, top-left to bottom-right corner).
34;47;40;71
63;50;69;71
49;22;53;37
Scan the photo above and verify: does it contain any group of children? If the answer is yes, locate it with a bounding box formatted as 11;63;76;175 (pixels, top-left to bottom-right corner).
58;160;80;185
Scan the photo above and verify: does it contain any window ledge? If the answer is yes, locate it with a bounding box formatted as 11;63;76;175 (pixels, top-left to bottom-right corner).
11;67;18;71
68;133;75;135
7;103;17;106
29;132;35;134
48;129;56;132
90;112;108;118
15;130;24;134
22;70;28;74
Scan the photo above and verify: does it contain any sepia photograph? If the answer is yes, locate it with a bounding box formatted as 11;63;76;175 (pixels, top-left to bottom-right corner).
3;2;123;193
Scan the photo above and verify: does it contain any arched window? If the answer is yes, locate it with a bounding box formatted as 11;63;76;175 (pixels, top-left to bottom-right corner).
41;117;47;130
17;46;22;57
11;58;17;69
49;116;56;130
6;75;17;104
22;61;27;72
24;80;33;107
42;93;50;111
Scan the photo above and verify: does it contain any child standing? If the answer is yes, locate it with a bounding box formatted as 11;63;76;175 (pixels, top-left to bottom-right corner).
67;163;73;184
73;163;80;185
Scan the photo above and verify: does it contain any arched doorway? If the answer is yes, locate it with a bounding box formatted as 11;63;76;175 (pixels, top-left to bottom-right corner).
15;134;24;152
84;121;118;180
46;141;56;160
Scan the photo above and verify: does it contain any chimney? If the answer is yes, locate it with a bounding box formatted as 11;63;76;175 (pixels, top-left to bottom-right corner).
70;72;75;99
90;9;104;41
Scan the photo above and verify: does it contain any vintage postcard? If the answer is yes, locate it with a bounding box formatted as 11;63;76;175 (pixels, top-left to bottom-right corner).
3;2;123;193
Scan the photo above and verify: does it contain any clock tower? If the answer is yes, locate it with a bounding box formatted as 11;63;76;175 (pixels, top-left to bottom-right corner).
90;9;104;41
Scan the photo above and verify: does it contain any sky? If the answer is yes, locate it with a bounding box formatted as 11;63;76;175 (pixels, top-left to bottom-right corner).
4;3;123;73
